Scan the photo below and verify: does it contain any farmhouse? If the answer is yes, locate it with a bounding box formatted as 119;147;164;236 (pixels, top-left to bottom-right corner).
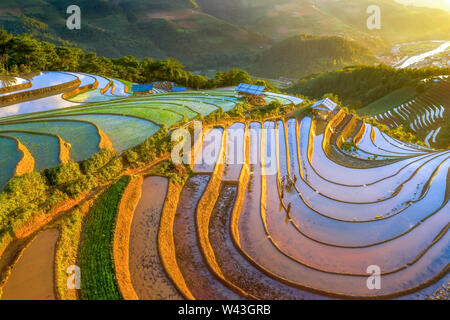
311;98;338;120
131;84;154;96
235;83;267;106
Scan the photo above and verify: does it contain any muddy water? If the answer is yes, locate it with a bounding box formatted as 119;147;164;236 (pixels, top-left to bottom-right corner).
173;174;241;300
193;128;223;174
129;176;182;300
357;124;420;156
237;121;449;297
272;118;450;248
298;117;448;203
291;120;449;221
268;122;450;274
209;183;324;300
306;116;443;186
223;122;245;182
1;229;59;300
238;122;263;254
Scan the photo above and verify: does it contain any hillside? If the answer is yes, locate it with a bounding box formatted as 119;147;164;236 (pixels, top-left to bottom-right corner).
197;0;450;48
0;72;448;299
249;34;376;79
287;65;450;109
364;77;450;149
0;0;270;70
1;0;450;72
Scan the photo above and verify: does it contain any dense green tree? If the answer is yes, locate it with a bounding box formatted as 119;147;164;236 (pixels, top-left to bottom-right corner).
0;27;273;90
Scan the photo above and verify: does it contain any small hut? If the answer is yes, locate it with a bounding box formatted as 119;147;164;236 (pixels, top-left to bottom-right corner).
311;98;338;120
235;83;267;106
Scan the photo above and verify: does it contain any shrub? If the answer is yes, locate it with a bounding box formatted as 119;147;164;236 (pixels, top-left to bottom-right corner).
97;157;124;184
123;150;139;165
132;126;172;162
80;149;116;175
341;141;357;152
65;174;98;197
0;172;48;218
45;162;82;186
149;160;192;185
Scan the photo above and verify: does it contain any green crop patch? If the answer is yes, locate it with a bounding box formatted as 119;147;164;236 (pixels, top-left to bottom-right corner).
52;106;183;127
48;115;160;152
79;176;131;300
143;99;218;116
358;87;417;116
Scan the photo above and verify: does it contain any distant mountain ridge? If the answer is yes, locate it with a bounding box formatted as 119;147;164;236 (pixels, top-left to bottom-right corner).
0;0;269;69
0;0;450;71
249;34;377;79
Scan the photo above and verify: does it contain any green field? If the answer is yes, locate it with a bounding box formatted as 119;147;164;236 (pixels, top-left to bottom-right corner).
0;121;100;162
54;107;183;127
0;90;243;165
80;176;130;300
358;87;417;116
49;115;160;152
141;99;219;116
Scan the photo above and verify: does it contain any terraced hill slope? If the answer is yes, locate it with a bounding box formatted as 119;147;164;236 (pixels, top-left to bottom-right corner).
0;72;448;300
367;77;450;149
0;72;298;189
122;111;448;299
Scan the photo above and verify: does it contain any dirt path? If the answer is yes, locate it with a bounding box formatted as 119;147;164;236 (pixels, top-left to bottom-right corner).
1;229;59;300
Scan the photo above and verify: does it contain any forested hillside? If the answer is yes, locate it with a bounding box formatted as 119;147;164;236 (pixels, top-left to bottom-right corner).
0;28;262;90
249;34;376;79
1;0;450;72
0;0;269;70
287;65;450;109
197;0;450;45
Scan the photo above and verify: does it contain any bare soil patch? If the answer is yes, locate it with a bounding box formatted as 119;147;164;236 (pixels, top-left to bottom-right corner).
1;229;59;300
129;176;182;300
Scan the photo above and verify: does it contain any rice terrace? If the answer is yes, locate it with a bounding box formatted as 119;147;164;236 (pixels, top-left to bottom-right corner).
0;68;448;301
0;0;449;304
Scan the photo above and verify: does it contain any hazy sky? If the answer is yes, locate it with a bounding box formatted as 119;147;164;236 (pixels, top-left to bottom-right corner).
396;0;450;11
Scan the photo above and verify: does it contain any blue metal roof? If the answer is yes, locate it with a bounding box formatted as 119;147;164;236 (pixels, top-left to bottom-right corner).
311;98;337;111
172;86;186;92
235;83;265;96
132;84;154;92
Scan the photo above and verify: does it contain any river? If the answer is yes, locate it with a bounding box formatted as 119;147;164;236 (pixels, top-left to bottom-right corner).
396;41;450;69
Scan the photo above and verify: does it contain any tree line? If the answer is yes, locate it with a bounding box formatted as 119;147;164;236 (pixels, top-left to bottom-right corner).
288;65;450;109
0;28;272;90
